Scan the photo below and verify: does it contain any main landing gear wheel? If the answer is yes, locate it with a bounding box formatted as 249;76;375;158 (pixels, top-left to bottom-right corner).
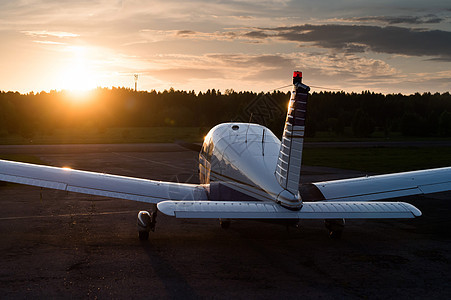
137;209;157;241
325;219;345;239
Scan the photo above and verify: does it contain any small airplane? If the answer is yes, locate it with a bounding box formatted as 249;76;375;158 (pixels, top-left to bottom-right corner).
1;71;450;239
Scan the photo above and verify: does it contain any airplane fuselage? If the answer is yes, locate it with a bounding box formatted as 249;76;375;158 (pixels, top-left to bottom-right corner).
199;123;302;208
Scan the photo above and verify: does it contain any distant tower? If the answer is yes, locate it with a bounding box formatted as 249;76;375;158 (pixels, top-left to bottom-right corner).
134;74;138;91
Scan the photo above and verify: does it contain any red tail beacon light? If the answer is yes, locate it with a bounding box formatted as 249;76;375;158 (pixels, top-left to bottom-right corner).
293;71;302;84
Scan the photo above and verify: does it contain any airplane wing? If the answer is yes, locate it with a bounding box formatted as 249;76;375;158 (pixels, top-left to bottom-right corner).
157;200;421;219
0;159;448;221
0;159;208;203
310;167;451;202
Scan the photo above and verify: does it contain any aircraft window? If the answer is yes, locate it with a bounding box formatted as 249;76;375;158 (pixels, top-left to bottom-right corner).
232;125;239;131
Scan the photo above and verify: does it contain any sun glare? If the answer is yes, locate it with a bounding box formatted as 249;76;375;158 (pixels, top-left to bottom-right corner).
60;46;97;93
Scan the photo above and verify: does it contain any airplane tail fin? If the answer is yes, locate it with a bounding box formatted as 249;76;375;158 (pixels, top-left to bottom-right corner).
275;71;310;197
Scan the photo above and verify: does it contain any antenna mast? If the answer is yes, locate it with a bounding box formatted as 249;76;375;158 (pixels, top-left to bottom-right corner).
134;74;139;91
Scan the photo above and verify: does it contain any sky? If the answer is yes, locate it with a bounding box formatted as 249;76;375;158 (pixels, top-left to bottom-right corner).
1;0;450;94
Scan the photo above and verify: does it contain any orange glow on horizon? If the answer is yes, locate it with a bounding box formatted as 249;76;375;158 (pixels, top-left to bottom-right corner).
63;88;95;105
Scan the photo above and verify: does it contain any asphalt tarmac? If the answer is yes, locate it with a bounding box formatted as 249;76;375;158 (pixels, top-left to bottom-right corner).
0;144;450;299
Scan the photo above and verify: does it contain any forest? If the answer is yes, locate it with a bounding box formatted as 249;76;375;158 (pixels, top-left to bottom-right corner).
1;87;451;141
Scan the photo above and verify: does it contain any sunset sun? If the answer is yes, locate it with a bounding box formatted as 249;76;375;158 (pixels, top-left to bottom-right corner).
60;46;96;92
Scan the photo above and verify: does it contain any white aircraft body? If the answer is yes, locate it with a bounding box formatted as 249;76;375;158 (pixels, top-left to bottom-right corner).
1;71;450;239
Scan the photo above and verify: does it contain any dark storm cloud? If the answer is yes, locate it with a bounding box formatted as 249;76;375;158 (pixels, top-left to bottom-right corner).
351;15;444;24
253;24;451;61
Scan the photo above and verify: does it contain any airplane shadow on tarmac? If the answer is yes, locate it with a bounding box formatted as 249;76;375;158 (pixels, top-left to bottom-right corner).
141;242;199;299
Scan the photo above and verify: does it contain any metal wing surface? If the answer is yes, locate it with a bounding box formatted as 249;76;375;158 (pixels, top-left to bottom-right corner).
0;159;208;203
311;167;451;202
157;201;421;219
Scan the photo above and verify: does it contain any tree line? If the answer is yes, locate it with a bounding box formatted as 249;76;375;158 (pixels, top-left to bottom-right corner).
0;88;450;139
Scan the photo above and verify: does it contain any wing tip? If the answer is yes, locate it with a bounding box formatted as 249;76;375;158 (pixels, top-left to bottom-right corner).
401;202;422;217
398;202;423;218
157;201;176;216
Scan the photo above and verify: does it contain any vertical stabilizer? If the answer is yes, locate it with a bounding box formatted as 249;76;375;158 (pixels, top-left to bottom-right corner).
275;71;310;197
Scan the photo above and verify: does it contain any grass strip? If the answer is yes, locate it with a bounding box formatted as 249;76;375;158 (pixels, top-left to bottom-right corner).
303;147;451;173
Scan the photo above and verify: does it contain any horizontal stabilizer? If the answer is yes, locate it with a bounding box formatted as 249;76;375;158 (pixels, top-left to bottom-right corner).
313;167;451;202
157;201;421;219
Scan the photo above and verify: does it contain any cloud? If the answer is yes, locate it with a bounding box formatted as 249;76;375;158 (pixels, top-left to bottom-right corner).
146;24;451;62
33;40;66;45
2;1;450;94
349;15;444;25
149;68;225;81
206;54;294;68
142;51;419;94
243;31;269;39
176;30;197;36
141;52;400;87
139;29;239;43
232;15;255;20
21;30;79;38
175;30;238;40
246;24;451;61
